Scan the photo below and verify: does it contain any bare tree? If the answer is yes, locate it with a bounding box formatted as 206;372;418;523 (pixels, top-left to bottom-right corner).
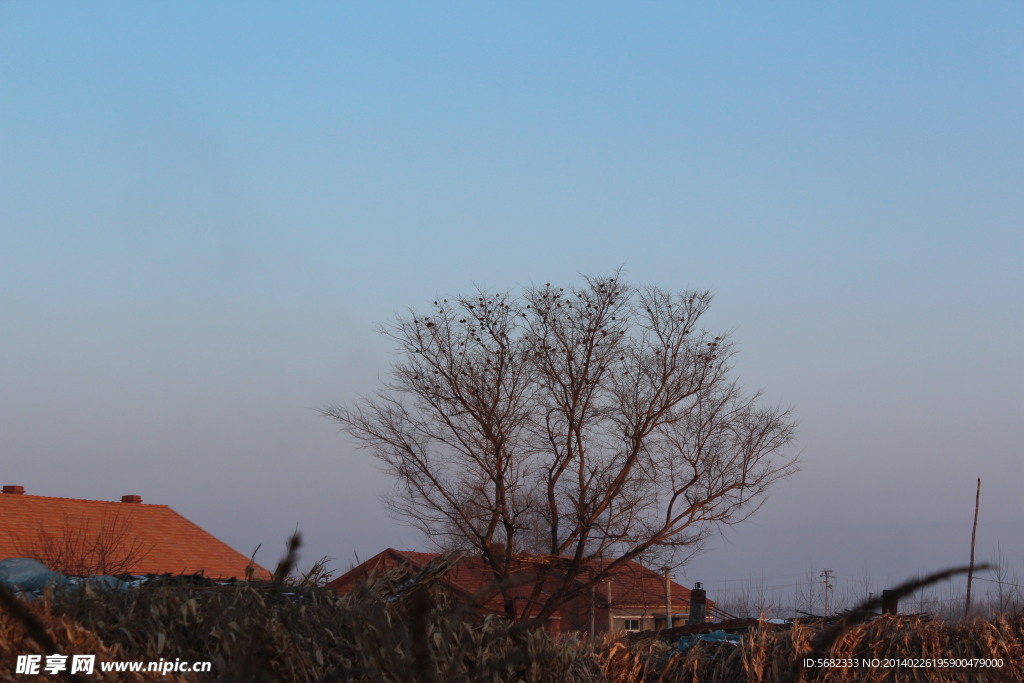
984;542;1023;617
793;567;823;617
325;274;797;625
855;564;874;608
15;509;151;577
718;576;786;618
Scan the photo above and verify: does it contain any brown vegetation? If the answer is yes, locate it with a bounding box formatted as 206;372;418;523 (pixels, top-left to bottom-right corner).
607;616;1023;682
2;557;1022;682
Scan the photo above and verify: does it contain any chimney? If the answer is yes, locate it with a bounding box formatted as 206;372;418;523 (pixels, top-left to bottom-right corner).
687;581;707;625
2;485;25;495
120;494;143;504
881;589;898;615
485;541;506;565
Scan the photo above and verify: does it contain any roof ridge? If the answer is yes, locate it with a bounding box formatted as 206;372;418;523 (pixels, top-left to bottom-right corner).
1;493;168;507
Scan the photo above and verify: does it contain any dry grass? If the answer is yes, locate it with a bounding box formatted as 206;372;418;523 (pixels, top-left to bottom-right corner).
0;586;169;682
3;559;1023;682
2;559;604;682
601;615;1024;682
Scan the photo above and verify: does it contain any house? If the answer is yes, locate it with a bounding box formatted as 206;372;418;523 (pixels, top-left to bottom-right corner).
327;547;713;634
0;485;270;580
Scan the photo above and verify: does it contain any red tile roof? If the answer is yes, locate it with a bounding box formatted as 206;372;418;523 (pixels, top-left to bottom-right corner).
586;556;698;610
328;548;707;615
0;488;270;580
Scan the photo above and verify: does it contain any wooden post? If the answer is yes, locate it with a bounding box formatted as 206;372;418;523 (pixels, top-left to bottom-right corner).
664;567;673;629
607;579;613;632
965;477;981;615
590;585;595;636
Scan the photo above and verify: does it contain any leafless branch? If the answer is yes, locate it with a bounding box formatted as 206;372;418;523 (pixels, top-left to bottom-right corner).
324;273;798;624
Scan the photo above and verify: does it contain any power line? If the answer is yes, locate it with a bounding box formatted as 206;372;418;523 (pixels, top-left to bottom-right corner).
972;575;1024;590
699;573;819;586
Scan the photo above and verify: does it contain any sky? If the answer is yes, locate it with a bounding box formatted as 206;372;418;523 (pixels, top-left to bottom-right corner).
2;2;1021;610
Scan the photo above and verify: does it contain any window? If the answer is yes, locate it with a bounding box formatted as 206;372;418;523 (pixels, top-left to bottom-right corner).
622;618;641;632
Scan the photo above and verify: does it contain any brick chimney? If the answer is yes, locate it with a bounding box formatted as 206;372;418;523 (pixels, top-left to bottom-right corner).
2;485;25;495
687;581;707;624
485;541;506;565
120;494;142;504
881;589;898;615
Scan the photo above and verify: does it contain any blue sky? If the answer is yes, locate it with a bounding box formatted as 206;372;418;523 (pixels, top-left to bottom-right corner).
2;2;1022;603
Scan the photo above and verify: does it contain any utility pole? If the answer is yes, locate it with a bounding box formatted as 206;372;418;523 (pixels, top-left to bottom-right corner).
966;478;981;615
820;569;834;617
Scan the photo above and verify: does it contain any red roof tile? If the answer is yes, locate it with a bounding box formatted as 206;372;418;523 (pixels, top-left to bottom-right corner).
582;556;712;610
0;489;270;580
